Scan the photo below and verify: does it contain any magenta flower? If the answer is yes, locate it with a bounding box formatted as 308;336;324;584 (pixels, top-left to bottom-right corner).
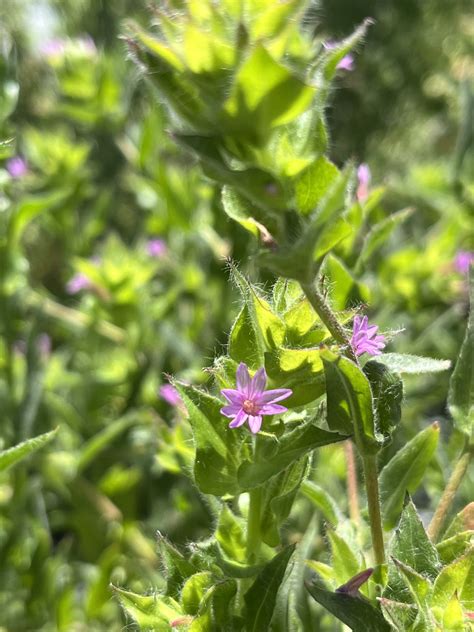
454;250;474;275
220;363;292;434
7;157;28;178
66;273;91;294
160;384;182;407
351;315;386;357
323;41;355;71
147;238;167;258
356;163;371;202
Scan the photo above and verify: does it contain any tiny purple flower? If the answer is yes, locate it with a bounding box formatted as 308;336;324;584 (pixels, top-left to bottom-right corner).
40;38;65;58
357;163;371;202
454;250;474;275
147;238;167;258
220;362;292;434
336;568;373;597
351;315;386;357
160;384;182;407
66;273;91;294
7;157;28;178
323;41;355;71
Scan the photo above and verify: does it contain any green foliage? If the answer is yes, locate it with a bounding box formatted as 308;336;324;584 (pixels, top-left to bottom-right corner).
0;428;58;472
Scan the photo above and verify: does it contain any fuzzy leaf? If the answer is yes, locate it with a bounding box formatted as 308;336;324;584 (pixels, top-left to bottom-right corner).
301;480;342;526
380;424;440;529
0;428;58;473
376;353;450;374
363;361;403;441
306;581;391;631
432;546;474;610
112;585;182;629
448;276;474;436
295;156;339;215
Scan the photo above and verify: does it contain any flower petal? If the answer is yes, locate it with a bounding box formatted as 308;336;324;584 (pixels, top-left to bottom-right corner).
250;367;267;398
260;404;288;415
248;415;262;434
228;410;248;428
236;362;251;396
255;388;293;405
221;404;242;418
221;389;245;404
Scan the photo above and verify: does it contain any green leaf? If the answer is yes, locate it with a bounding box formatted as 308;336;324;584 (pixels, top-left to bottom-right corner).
328;530;361;584
0;428;58;473
363;361;403;441
244;544;296;631
224;44;315;141
215;505;246;563
389;558;434;617
376;353;451;374
181;572;215;615
176;383;241;496
222;185;279;241
436;531;474;565
157;534;198;598
112;585;182;630
306;581;391;631
229;304;262;369
319;19;373;82
448;275;474;436
389;499;441;579
237;422;346;489
432;546;474;610
323;254;370;311
321;349;379;453
378;597;417;631
210;579;238;627
443;503;474;540
294;156;339;215
300;480;342;526
379;424;440;529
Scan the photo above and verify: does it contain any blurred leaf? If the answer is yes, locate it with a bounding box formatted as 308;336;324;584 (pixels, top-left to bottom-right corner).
328;530;361;584
376;353;451;374
0;428;58;473
301;480;342;526
77;416;136;472
448;276;473;436
321;349;379;453
237;422;345;489
323;254;370;311
215;505;246;563
380;424;440;529
295;156;339;215
244;544;296;631
306;581;391;631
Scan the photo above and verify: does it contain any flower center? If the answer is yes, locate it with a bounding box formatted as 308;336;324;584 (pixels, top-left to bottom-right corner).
242;399;259;415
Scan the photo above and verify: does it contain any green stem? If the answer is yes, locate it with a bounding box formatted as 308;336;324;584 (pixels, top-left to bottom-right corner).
427;442;473;542
300;281;358;363
246;486;262;563
362;454;385;565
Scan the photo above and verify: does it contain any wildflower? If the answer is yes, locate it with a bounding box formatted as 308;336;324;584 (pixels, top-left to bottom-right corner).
356;163;371;202
147;238;167;258
160;384;182;407
6;157;28;178
220;362;292;434
454;250;474;275
66;273;91;294
351;315;386;357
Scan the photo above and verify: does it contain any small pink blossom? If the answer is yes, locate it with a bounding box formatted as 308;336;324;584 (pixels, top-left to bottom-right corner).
323;41;355;71
351;315;386;357
66;273;91;294
356;163;371;202
454;250;474;275
220;363;292;434
159;384;182;407
147;238;167;258
7;157;28;178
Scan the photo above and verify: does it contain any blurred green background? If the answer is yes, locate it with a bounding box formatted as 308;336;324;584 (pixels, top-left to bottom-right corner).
0;1;472;630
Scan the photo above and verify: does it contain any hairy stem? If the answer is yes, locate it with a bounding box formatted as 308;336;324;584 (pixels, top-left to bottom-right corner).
246;486;262;563
427;441;473;542
345;440;360;524
300;281;358;363
362;454;385;565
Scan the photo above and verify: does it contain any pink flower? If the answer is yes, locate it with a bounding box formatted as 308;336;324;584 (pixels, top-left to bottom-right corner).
159;384;182;407
147;238;167;258
323;41;355;71
356;163;371;202
66;273;91;294
351;315;386;357
454;250;474;275
7;157;28;178
220;363;292;434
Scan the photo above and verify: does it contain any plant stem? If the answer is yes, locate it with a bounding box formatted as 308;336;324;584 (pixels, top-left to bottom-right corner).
300;281;358;364
246;486;262;563
362;454;385;565
345;440;360;524
427;441;473;542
